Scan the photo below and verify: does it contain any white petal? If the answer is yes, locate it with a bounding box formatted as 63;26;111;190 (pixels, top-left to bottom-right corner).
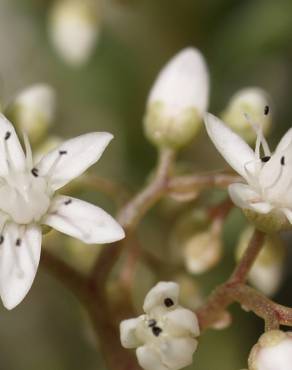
43;195;125;244
143;282;179;314
159;337;197;370
250;202;273;214
136;345;168;370
0;223;41;310
120;318;141;349
281;208;292;224
148;48;209;116
0;114;26;177
228;183;260;209
36;132;113;190
276;128;292;153
204;113;255;180
164;307;200;337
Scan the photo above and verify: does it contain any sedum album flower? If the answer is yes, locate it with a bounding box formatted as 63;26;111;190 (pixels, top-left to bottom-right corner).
204;113;292;232
144;48;209;149
120;282;200;370
248;330;292;370
0;113;124;309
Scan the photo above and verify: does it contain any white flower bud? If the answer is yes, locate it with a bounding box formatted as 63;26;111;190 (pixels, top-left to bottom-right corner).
183;221;222;275
144;48;209;148
49;0;100;67
221;87;272;143
236;226;285;296
6;84;56;144
248;330;292;370
120;282;200;370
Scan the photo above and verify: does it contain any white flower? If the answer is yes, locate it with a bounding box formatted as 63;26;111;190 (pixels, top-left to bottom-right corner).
204;113;292;231
120;282;200;370
144;48;209;148
49;0;100;67
248;330;292;370
6;84;56;143
0;113;124;309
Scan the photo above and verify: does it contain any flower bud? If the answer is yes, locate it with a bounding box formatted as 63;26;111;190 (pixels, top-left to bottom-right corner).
183;220;222;275
49;0;100;67
174;274;203;310
236;226;285;296
6;84;56;144
144;48;209;149
248;330;292;370
221;87;272;143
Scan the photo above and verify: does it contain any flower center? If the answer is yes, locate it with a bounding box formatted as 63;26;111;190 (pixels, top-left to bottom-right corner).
0;170;51;224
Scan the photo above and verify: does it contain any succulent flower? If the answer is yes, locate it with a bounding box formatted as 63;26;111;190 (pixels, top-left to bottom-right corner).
120;282;200;370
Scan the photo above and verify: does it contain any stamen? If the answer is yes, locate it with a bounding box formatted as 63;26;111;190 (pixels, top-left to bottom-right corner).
261;156;271;163
152;326;162;337
64;199;72;205
281;156;285;166
23;132;33;169
4;131;11;141
15;238;21;247
264;105;270;115
59;150;67;155
164;298;174;307
46;151;67;178
31;168;39;177
148;319;157;328
0;235;4;244
244;112;271;158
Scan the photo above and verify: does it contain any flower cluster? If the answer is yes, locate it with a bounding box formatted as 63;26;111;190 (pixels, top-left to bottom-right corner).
120;282;200;370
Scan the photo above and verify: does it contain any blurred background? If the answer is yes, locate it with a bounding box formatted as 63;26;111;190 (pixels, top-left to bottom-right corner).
1;0;292;369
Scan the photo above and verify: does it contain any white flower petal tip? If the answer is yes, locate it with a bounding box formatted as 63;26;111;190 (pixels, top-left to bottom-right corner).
120;282;199;370
204;113;255;180
120;318;142;349
0;224;42;310
44;196;125;244
143;281;179;313
37;131;113;190
148;47;209;115
248;330;292;370
49;0;100;67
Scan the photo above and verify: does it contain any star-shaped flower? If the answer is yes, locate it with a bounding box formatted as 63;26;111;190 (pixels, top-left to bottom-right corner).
120;282;200;370
0;113;124;309
204;113;292;231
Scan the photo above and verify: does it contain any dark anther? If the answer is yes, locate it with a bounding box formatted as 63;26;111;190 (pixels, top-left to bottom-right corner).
4;131;11;140
281;156;285;166
16;238;21;247
59;150;67;155
31;168;39;177
264;105;270;115
148;319;157;328
64;199;72;205
164;298;174;307
152;326;162;337
0;236;4;245
261;156;271;163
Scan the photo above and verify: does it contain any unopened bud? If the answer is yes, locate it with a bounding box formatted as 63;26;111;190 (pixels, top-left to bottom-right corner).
144;48;209;149
6;84;56;144
248;330;292;370
183;220;222;274
236;226;285;296
221;87;272;143
49;0;100;67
